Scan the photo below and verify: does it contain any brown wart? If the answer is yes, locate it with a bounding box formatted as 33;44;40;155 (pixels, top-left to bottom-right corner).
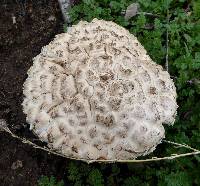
89;127;97;138
117;130;128;138
47;132;53;143
103;114;115;127
71;146;78;153
108;97;122;111
149;87;157;95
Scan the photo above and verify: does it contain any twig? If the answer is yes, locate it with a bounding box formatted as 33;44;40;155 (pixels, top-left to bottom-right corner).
1;126;199;164
163;140;199;152
57;0;71;24
165;9;169;72
88;151;200;164
137;12;159;17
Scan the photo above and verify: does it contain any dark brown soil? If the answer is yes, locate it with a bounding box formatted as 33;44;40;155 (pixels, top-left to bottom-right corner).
0;1;69;185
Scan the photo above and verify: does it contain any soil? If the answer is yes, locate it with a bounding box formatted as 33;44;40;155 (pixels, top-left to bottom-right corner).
0;1;71;185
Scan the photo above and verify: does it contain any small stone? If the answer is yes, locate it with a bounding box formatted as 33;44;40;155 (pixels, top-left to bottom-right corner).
48;15;56;22
11;160;23;170
124;3;140;20
0;119;8;132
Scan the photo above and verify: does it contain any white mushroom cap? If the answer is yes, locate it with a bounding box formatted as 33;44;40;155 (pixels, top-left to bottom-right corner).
22;19;178;160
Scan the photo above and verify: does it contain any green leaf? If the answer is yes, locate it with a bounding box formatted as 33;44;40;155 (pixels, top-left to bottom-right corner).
123;176;143;186
159;171;192;186
193;1;200;17
38;176;64;186
87;169;104;186
83;0;95;5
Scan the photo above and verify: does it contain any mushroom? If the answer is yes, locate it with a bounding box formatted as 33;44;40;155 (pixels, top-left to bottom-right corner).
22;19;178;160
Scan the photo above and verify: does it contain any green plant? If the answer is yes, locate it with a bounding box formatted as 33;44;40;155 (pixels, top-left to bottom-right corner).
38;176;64;186
66;162;105;186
